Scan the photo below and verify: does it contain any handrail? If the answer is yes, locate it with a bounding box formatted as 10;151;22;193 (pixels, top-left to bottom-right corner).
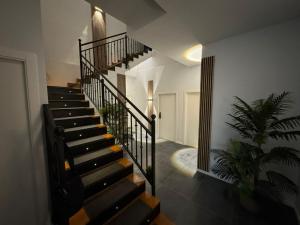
79;34;156;195
81;55;152;124
102;82;152;134
81;32;127;46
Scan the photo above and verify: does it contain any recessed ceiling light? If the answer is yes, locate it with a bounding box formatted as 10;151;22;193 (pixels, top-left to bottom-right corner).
184;44;203;62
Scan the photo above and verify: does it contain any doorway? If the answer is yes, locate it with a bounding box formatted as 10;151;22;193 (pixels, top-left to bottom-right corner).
184;92;200;148
158;93;176;142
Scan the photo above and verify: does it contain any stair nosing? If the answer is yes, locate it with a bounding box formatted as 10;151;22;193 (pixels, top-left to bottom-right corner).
54;115;99;121
66;134;111;147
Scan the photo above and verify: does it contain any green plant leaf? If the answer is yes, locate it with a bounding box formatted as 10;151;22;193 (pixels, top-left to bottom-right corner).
270;116;300;130
266;171;298;194
268;130;300;141
211;163;239;182
226;122;253;139
262;147;300;166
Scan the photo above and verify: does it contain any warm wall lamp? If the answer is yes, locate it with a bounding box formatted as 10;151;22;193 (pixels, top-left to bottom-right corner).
94;6;103;12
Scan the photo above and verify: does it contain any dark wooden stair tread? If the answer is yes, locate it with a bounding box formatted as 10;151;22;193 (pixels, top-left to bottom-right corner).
151;213;175;225
64;124;107;142
69;174;146;225
66;134;113;148
73;145;121;166
104;192;160;225
64;124;106;132
47;86;81;94
50;107;94;118
54;115;100;129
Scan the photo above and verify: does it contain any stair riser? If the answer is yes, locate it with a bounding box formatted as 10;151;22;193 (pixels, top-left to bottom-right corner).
49;101;89;108
64;126;107;142
70;138;115;156
48;93;85;101
90;183;146;225
51;108;94;118
142;204;160;225
75;149;122;174
84;164;133;198
55;117;100;129
47;87;81;94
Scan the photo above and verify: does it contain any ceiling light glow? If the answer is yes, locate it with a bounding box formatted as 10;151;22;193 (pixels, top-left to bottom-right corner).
184;44;203;62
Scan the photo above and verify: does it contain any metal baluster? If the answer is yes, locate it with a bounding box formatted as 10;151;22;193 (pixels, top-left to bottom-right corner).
114;98;117;140
135;120;138;158
146;131;148;169
140;125;143;169
118;101;121;143
130;115;133;154
151;115;156;195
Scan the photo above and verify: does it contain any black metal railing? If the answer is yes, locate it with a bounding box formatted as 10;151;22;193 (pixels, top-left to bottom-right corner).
79;32;147;72
79;34;156;195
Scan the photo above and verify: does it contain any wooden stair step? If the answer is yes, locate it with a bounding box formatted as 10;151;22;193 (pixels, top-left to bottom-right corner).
47;86;81;94
54;115;100;129
72;145;123;174
50;107;94;118
66;134;115;156
64;124;107;142
48;100;89;108
151;213;175;225
104;192;160;225
69;174;146;225
48;92;85;101
81;158;133;198
68;82;81;88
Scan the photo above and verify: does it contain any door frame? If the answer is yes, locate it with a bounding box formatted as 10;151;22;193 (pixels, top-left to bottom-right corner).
184;90;200;147
0;46;44;225
156;92;178;142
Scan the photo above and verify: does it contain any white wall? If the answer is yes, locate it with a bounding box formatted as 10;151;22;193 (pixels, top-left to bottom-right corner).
106;13;127;37
203;18;300;207
126;52;201;143
41;0;92;86
0;1;49;225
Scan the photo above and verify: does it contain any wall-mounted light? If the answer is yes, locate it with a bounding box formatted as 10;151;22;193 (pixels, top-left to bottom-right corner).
94;6;103;13
147;98;153;101
184;44;203;62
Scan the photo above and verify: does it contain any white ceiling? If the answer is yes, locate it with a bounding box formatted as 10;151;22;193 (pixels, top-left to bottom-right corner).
86;0;300;65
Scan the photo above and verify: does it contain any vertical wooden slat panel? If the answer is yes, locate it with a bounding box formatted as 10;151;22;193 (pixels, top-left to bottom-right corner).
148;80;154;118
198;56;215;171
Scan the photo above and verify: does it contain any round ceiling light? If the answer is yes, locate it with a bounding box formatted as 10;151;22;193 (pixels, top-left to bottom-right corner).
184;44;203;62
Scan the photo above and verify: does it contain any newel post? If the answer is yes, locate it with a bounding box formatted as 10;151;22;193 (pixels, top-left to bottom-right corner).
78;39;83;92
151;114;156;195
125;35;129;69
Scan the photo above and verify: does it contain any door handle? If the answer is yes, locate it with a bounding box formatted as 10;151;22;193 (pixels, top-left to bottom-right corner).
159;112;161;119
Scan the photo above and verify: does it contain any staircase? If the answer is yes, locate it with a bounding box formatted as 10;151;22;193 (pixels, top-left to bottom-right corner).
44;33;173;225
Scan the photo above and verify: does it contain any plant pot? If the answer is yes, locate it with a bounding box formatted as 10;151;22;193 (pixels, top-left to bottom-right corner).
239;193;261;214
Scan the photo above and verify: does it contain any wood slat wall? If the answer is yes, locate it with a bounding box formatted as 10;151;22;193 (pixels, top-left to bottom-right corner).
198;56;215;171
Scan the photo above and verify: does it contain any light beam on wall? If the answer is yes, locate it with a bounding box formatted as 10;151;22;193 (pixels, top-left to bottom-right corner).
94;6;103;12
184;44;203;63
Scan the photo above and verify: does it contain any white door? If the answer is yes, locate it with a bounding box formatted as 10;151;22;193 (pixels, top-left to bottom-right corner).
158;93;176;141
0;54;40;225
185;92;200;148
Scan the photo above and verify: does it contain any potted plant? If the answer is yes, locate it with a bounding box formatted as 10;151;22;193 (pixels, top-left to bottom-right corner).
212;92;300;212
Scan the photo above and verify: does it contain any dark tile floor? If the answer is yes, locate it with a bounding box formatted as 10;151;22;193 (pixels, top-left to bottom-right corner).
137;140;299;225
